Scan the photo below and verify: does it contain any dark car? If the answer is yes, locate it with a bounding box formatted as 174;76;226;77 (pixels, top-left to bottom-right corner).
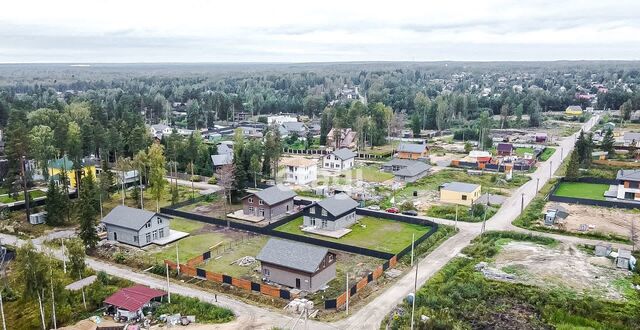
402;210;418;216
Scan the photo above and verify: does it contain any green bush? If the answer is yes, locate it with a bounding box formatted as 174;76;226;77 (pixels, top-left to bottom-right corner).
190;175;202;182
207;176;217;184
154;295;234;323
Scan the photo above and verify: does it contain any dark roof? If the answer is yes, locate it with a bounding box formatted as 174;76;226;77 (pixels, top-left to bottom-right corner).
383;158;420;167
101;205;169;230
256;238;329;273
331;148;356;160
616;169;640;181
104;285;166;312
398;143;428;153
440;182;480;193
316;193;358;217
497;143;514;152
282;121;306;132
393;161;431;177
251;185;296;205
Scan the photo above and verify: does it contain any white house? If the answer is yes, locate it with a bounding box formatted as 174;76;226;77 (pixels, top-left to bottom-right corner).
149;124;172;138
281;157;318;185
322;148;356;171
268;115;298;125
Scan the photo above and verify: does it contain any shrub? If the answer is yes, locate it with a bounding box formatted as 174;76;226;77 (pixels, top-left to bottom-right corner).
113;252;126;264
154;295;234;323
207;176;217;184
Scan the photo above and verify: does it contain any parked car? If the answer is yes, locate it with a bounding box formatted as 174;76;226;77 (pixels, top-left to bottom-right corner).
386;207;400;213
368;205;381;210
402;210;418;216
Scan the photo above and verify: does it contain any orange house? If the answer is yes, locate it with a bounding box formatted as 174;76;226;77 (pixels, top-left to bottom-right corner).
396;142;429;160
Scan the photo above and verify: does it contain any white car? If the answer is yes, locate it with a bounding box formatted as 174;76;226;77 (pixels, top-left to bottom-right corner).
367;205;381;210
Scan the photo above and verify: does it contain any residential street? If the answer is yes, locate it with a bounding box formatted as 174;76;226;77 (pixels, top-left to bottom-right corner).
1;115;620;330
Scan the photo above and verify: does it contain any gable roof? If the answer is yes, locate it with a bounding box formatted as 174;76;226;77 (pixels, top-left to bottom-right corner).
617;169;640;181
331;148;357;160
398;143;428;154
393;161;431;177
104;285;166;312
101;205;168;230
256;238;329;273
151;124;170;132
440;181;481;193
281;157;317;168
211;154;233;166
497;143;514;152
216;143;233;155
251;185;297;205
316;193;358;217
282;121;306;132
383;158;417;168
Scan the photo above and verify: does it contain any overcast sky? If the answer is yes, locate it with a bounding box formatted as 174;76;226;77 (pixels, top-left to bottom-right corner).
2;0;640;63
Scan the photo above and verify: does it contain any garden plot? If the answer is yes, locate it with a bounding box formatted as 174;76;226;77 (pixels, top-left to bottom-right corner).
542;202;639;244
488;240;631;300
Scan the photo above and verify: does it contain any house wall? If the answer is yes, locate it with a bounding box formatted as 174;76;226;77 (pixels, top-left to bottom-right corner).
105;215;170;247
440;187;481;206
397;151;427;160
323;155;354;171
284;165;317;185
302;206;357;231
396;170;428;183
243;196;294;221
261;253;336;292
616;181;640;201
48;165;97;188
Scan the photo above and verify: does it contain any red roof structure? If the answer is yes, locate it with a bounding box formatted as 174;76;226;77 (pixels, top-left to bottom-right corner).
104;285;166;312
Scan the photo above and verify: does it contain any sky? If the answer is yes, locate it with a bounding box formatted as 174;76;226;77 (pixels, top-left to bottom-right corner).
2;0;640;63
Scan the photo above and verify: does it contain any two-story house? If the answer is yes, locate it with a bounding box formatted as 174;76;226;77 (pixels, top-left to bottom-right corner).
101;205;171;247
149;124;172;139
615;169;640;201
281;157;317;185
322;148;356;171
241;185;297;221
302;193;358;231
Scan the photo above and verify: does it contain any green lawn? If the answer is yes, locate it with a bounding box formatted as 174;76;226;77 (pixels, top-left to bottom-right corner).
200;234;270;280
426;204;498;222
0;190;46;204
170;217;205;233
151;231;233;263
539;147;556;161
275;216;431;254
553;182;609;201
349;165;394;183
515;147;534;156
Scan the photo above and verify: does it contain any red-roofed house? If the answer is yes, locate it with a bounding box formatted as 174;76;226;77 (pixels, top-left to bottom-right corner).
104;285;167;320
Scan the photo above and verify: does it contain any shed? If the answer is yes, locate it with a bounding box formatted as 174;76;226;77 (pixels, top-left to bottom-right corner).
594;243;612;257
104;285;166;320
29;211;47;225
616;248;632;270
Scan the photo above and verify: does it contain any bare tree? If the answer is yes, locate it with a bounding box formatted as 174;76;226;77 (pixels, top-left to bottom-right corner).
215;164;235;212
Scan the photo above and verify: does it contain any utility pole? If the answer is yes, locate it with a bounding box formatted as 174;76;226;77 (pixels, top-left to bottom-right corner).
0;289;6;330
410;233;415;267
455;204;458;230
166;263;172;303
549;160;553;179
175;242;181;275
521;193;525;214
190;162;195;200
21;157;30;222
536;178;540;193
61;238;66;274
345;272;349;316
481;206;487;234
411;253;419;330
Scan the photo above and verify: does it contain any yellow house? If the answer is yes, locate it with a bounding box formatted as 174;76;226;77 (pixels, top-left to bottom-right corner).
439;182;481;206
565;105;583;116
47;156;97;188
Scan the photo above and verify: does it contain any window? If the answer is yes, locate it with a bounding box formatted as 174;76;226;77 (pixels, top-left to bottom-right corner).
310;217;316;226
328;254;334;262
259;200;264;205
309;207;315;214
321;209;327;217
145;233;151;243
321;219;328;228
259;208;265;216
248;197;253;203
157;217;163;225
325;163;329;167
159;229;164;238
133;235;138;243
461;195;467;200
145;221;151;228
249;206;254;212
263;268;270;276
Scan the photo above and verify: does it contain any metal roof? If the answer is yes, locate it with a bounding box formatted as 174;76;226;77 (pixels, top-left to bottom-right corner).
252;185;297;205
440;181;481;193
316;193;358;217
623;132;640;141
616;169;640;181
398;143;428;153
101;205;169;230
211;154;233;166
497;143;514;152
393;161;431;177
331;148;357;160
104;285;166;312
256;238;329;273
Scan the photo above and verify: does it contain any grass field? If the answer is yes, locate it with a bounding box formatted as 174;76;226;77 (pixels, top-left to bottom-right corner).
553;182;609;201
515;147;534;156
426;204;498;222
349;165;394;182
539;147;556;161
200;234;270;280
0;190;46;204
275;216;431;254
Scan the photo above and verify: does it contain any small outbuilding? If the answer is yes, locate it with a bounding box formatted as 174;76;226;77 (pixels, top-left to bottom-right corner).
104;285;167;321
496;143;514;156
616;248;633;270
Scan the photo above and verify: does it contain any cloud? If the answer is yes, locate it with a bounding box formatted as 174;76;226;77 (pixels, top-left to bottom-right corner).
1;0;639;62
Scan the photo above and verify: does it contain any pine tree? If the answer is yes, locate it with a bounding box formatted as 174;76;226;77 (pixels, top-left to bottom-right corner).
78;172;99;249
601;128;615;157
45;179;65;226
565;151;580;181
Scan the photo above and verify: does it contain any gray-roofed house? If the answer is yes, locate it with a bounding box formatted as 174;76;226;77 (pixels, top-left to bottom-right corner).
614;169;640;201
281;122;307;136
397;142;429;160
322;148;357;171
211;142;234;172
302;193;358;231
382;159;431;182
241;185;297;221
439;182;482;206
623;132;640;146
256;238;336;291
101;205;171;247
